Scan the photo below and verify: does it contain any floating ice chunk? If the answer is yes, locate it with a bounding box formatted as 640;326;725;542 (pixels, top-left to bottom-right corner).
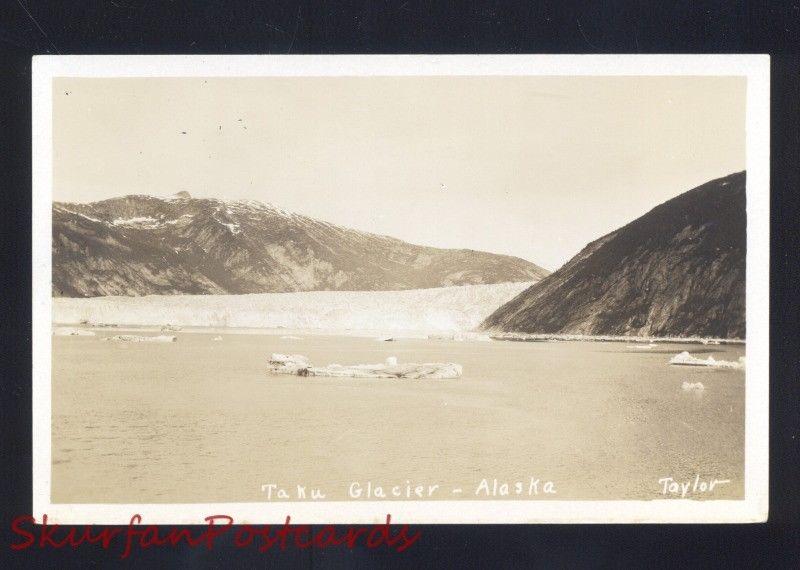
267;353;461;379
103;334;177;343
268;353;313;376
682;381;705;392
669;351;744;370
53;327;95;336
212;335;223;341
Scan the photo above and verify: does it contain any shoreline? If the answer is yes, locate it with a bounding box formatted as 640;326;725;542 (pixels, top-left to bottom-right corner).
488;332;745;345
52;321;745;345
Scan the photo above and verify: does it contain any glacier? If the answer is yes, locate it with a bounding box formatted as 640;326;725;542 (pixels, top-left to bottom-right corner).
52;282;533;334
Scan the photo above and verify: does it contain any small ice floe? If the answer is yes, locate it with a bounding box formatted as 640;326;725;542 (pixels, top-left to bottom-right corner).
682;381;706;393
669;351;745;370
53;327;96;337
280;335;303;340
103;335;177;343
267;353;462;379
212;335;223;341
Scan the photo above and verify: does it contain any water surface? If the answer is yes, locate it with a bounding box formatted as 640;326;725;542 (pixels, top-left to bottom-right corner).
52;331;745;502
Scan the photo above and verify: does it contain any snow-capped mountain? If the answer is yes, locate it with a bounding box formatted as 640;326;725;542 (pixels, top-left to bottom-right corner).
53;193;548;297
481;172;746;338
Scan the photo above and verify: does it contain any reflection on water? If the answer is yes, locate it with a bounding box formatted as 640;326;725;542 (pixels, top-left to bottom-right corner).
52;331;745;503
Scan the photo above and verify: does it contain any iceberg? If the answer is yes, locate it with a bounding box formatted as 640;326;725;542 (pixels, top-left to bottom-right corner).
267;353;462;380
681;381;705;392
53;327;96;337
102;334;177;343
669;351;745;370
267;353;313;376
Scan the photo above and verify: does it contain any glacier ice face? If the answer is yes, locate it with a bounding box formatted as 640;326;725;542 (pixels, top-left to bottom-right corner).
52;282;532;334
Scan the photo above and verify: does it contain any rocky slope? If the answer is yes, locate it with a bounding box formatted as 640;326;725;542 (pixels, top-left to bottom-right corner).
53;193;548;297
481;172;746;338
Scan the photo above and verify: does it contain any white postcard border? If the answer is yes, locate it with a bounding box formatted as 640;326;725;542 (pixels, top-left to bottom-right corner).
32;54;769;524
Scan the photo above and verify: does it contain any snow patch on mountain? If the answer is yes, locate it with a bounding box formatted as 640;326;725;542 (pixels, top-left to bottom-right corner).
112;216;161;227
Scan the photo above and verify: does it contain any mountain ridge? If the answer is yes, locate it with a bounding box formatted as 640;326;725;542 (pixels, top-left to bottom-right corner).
53;193;549;297
481;171;746;339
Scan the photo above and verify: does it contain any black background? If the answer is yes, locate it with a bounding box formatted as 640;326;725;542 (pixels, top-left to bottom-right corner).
1;1;798;567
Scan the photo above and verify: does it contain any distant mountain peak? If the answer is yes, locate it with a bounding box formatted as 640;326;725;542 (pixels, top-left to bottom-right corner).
52;193;550;297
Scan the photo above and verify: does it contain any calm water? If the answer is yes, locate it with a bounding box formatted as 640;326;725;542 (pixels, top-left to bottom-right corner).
52;331;745;502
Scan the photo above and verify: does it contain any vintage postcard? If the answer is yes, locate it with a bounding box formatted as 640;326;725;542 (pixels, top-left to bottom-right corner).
32;55;769;524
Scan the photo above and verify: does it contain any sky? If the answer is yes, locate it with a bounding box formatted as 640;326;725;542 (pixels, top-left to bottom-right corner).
53;75;745;270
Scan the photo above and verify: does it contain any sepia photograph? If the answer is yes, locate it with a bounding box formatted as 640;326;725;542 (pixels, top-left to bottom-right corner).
32;55;769;524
